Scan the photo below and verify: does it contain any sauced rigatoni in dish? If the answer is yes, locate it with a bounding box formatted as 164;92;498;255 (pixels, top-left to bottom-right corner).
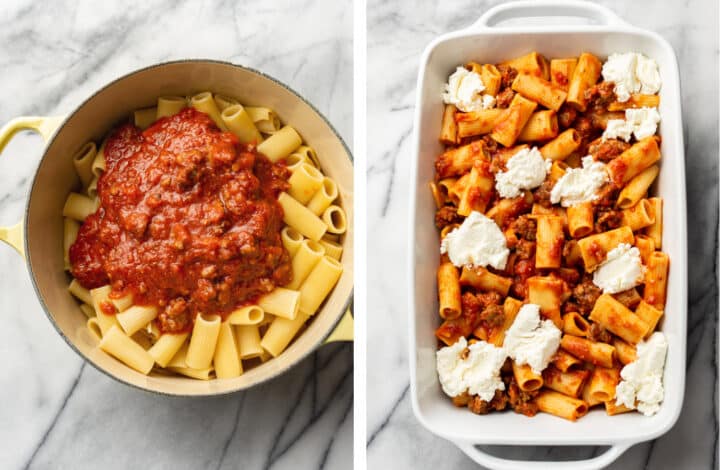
432;52;669;420
64;92;346;380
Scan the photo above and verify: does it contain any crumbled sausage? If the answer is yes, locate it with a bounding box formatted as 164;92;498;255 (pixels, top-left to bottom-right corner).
506;377;539;417
584;81;616;110
462;291;503;317
515;239;536;260
497;64;519;89
468;389;509;415
588;138;631;162
595;209;622;232
557;103;578;129
435;205;461;229
480;304;505;328
573;277;602;315
495;88;515;108
532;180;554;208
512;215;537;241
587;323;613;344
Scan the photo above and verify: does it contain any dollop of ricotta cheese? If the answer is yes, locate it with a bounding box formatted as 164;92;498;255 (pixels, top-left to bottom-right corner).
615;332;668;416
436;337;507;401
550;156;609;207
592;243;644;294
442;67;496;112
502;304;561;374
602;107;661;142
440;211;509;270
495;147;552;199
601;52;661;102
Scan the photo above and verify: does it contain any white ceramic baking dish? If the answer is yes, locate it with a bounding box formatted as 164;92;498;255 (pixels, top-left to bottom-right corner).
408;1;687;468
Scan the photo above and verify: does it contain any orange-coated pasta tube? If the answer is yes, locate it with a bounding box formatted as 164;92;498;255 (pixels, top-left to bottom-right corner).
512;362;544;392
527;276;563;328
491;94;538;147
456;109;504;139
586;366;621;403
440;104;458;145
479;64;502;96
548;161;567;184
437;261;462;319
517;110;559;141
621;199;655;231
566;52;602;111
543;366;589;398
605;400;634;416
577;226;634;272
635;300;664;336
560;335;615;368
644;197;663;249
612;337;637;365
512;73;567;111
456;164;494;216
608;94;660;111
582;381;604;407
459;266;512;296
589;294;650;344
607;137;662;186
562;312;590;337
552;349;583;372
539;129;581;161
550;58;577;91
487;297;523;347
435;140;487;178
500;52;549;79
534;390;589;421
634;234;655;265
535;216;564;268
617;165;660;209
643;251;669;310
567;202;594;238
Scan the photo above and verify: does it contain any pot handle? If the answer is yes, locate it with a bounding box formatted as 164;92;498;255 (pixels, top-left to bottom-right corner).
0;116;65;257
470;0;630;29
324;308;353;343
455;441;632;470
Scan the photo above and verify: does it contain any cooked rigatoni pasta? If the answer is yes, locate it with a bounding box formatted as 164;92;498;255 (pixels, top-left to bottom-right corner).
64;91;346;380
433;51;669;421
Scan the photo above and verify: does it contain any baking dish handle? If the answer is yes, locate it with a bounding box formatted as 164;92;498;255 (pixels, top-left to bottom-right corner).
471;0;630;29
0;116;65;257
456;442;631;470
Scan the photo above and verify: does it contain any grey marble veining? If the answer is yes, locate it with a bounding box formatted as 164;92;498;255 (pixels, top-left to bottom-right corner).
366;0;718;468
0;1;352;469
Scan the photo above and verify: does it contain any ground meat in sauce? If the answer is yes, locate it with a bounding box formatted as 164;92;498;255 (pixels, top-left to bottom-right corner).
557;103;578;129
468;389;509;415
532;179;554;208
562;240;582;267
595;209;623;232
497;64;518;89
584;81;616;110
515;239;536;260
435;205;461;229
593;183;620;208
587;323;613;344
479;303;505;328
512;215;537;241
70;108;291;333
506;377;539;417
479;134;499;155
588;138;631;162
495;88;515;108
573;277;602;316
556;268;580;287
562;300;581;315
462;291;503;317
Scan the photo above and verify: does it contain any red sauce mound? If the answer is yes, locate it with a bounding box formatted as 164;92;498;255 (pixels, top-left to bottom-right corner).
70;108;291;333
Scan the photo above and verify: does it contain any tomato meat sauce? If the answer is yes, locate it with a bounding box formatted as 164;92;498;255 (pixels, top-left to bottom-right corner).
70;108;291;333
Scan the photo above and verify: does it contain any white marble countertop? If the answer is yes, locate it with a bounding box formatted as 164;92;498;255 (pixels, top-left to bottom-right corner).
0;1;352;469
367;0;718;468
